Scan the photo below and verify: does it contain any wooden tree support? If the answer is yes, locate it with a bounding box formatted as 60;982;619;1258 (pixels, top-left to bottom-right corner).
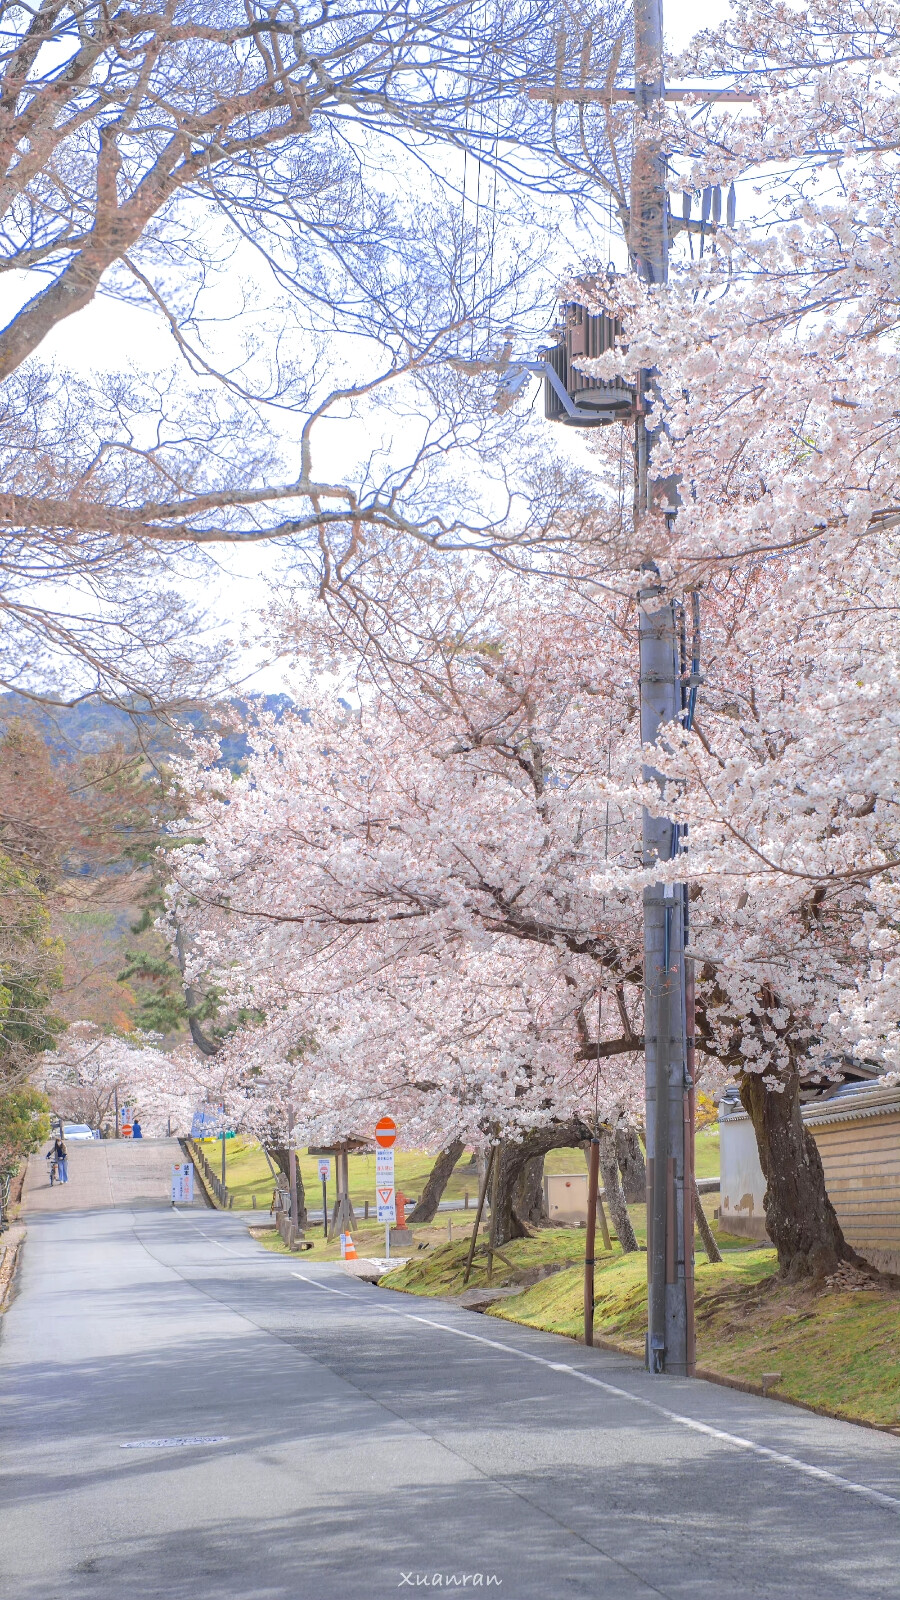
462;1143;517;1285
584;1136;601;1346
693;1177;722;1264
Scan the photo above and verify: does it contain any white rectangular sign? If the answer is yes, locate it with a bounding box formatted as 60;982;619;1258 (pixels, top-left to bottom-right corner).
375;1146;396;1223
318;1158;331;1181
171;1163;194;1204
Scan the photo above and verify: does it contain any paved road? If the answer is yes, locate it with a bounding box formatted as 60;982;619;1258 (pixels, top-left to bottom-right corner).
1;1207;898;1600
23;1139;204;1212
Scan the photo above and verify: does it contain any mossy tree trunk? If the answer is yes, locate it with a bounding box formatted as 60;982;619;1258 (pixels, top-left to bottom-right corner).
615;1126;646;1202
490;1120;591;1245
597;1129;639;1253
693;1181;722;1264
739;1065;857;1280
512;1154;549;1227
407;1139;465;1224
267;1143;308;1226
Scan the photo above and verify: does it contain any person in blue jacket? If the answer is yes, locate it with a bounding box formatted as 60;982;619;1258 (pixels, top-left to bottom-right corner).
132;1119;143;1139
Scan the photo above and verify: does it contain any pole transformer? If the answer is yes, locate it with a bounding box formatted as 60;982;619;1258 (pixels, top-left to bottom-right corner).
631;0;694;1376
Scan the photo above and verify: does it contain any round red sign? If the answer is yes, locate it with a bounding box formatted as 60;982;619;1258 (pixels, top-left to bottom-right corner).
374;1116;397;1148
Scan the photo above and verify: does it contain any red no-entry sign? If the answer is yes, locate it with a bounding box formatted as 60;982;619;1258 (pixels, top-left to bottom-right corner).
374;1116;397;1148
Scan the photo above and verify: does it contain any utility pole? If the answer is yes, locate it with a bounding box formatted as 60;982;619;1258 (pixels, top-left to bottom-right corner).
521;0;755;1370
631;0;693;1378
525;0;701;1374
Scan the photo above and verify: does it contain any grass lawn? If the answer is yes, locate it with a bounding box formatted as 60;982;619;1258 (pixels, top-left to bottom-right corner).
197;1138;484;1213
249;1211;482;1263
694;1126;720;1179
209;1130;721;1214
383;1220;900;1430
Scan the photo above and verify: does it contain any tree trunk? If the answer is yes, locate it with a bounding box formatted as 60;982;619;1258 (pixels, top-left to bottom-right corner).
693;1180;722;1264
615;1125;646;1203
489;1119;591;1245
739;1065;857;1280
407;1139;465;1223
267;1143;308;1226
597;1129;639;1253
513;1154;548;1227
491;1142;532;1244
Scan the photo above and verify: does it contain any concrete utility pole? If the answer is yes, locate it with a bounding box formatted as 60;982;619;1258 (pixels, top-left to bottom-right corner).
524;0;743;1372
630;0;693;1376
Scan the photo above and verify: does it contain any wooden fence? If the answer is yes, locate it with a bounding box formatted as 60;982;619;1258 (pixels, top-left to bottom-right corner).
184;1137;234;1209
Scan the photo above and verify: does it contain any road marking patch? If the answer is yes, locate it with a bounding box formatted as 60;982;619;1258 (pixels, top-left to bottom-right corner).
291;1270;351;1296
120;1436;229;1449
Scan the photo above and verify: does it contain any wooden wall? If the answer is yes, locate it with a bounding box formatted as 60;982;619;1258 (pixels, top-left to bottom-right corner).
811;1112;900;1275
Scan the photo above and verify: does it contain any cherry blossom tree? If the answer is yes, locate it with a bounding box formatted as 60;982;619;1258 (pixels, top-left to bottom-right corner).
166;578;653;1240
170;543;900;1271
131;0;900;1273
0;0;636;707
624;556;900;1277
476;0;900;1275
39;1021;203;1135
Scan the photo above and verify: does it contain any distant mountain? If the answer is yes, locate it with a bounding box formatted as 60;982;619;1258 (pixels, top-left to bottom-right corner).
0;692;302;773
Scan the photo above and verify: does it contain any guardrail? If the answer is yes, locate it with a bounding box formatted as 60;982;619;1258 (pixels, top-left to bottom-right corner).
184;1137;234;1209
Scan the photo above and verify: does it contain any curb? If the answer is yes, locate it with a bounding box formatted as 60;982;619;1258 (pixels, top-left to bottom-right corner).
0;1228;25;1311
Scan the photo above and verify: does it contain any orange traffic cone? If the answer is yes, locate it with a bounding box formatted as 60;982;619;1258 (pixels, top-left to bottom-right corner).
344;1233;359;1261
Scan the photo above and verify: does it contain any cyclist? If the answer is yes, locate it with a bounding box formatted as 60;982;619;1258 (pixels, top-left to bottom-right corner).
47;1131;68;1185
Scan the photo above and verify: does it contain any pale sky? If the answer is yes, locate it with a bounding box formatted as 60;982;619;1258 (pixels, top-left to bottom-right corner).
12;0;732;697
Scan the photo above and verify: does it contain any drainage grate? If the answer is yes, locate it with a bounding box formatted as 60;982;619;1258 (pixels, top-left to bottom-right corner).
120;1435;229;1449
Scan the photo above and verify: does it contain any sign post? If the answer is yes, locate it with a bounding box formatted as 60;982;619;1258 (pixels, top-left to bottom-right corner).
171;1163;194;1205
375;1116;397;1258
318;1157;331;1237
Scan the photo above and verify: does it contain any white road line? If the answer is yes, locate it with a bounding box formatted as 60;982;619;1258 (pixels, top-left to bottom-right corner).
290;1271;352;1297
170;1211;246;1256
400;1315;900;1514
184;1216;900;1516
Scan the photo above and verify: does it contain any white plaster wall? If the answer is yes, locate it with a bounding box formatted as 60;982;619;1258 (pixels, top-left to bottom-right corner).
719;1116;768;1240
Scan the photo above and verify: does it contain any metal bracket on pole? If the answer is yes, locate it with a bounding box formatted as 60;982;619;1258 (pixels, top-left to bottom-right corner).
497;358;616;421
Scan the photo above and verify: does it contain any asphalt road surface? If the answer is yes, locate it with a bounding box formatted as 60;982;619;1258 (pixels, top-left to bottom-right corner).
2;1202;899;1600
23;1138;205;1212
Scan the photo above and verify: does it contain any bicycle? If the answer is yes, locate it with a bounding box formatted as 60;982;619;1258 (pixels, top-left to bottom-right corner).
47;1155;60;1186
